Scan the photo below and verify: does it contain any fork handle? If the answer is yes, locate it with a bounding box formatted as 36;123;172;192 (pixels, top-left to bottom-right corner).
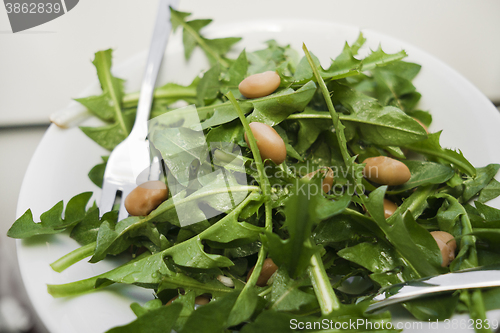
131;0;175;139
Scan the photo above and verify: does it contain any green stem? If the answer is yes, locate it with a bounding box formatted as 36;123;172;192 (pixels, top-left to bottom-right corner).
226;92;271;231
302;45;351;168
50;242;96;273
122;85;197;109
308;250;340;314
47;276;113;298
226;92;273;313
468;289;491;333
258;286;272;297
48;251;153;297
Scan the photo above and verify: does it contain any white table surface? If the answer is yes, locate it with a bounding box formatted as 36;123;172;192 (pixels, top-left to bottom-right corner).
0;0;499;126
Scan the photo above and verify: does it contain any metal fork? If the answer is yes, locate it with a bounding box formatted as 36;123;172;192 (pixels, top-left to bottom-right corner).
366;263;500;313
99;0;174;221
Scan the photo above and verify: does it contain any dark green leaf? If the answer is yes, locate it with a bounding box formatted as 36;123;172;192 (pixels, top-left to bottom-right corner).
434;193;478;270
363;187;443;277
269;269;317;311
372;68;419;111
246;81;317;126
221;49;248;95
330;81;382;114
343;106;427;146
105;303;182;333
388;160;454;193
179;291;240;333
289;106;428;147
403;293;459;321
129;299;163;317
91;191;263;266
478;178;500;203
463;164;500;202
196;64;221;106
264;180;321;278
380;61;421;81
71;208;117;246
88;156;108;188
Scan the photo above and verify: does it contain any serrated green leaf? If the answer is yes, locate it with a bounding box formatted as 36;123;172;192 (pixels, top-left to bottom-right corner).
403;131;476;177
381;61;421;81
289;106;427;147
80;110;135;151
169;7;191;31
7;192;92;238
75;50;127;135
170;8;240;67
183;19;212;59
361;47;408;72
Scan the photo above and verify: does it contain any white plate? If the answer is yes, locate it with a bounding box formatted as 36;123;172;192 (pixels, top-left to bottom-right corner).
16;20;500;333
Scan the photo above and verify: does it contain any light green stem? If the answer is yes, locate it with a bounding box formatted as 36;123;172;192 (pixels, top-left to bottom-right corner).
308;250;340;314
302;44;351;168
50;242;96;273
122;85;197;109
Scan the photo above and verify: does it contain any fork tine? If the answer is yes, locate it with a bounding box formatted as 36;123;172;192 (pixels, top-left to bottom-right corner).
118;184;135;221
118;200;130;222
99;181;119;217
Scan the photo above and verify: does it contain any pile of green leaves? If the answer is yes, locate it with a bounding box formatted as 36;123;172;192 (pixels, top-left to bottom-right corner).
8;8;500;333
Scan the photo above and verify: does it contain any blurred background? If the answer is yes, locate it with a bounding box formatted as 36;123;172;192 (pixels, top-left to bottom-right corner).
1;0;499;331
